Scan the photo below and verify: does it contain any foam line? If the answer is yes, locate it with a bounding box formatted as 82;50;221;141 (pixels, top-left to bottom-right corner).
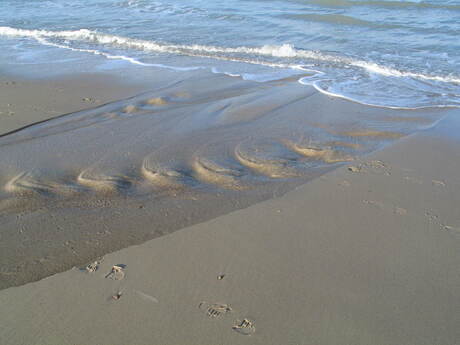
2;26;457;84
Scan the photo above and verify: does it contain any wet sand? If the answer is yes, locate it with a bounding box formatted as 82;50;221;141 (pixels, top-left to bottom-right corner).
0;70;454;290
0;103;459;344
0;73;151;136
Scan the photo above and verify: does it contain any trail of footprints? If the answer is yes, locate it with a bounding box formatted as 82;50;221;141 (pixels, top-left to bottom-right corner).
83;261;256;336
347;160;458;232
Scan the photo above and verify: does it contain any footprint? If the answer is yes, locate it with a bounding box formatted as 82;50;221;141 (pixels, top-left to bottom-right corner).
348;160;391;175
366;160;391;175
425;209;440;223
432;180;446;187
348;165;362;173
424;209;457;233
198;301;232;319
84;259;103;273
444;225;460;233
232;318;256;336
105;264;126;280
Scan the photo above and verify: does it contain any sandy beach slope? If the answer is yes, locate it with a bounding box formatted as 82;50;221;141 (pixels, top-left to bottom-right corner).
0;103;459;344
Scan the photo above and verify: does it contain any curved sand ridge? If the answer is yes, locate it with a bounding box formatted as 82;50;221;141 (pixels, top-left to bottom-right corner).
141;161;189;191
234;140;300;178
283;140;355;164
77;169;133;193
5;171;83;196
192;157;247;190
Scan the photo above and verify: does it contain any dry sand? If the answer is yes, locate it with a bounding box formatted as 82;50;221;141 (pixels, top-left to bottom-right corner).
0;72;459;344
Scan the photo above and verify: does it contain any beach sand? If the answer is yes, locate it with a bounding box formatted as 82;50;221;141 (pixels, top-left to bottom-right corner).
0;73;152;136
0;72;459;344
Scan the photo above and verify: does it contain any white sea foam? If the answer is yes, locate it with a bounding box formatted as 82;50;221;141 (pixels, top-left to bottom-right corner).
1;26;459;85
299;78;458;110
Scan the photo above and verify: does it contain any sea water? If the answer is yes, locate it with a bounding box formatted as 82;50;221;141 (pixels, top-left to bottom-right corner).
1;0;459;108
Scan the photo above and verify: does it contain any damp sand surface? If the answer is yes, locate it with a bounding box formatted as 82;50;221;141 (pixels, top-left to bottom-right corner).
0;72;154;136
1;98;459;345
0;69;453;290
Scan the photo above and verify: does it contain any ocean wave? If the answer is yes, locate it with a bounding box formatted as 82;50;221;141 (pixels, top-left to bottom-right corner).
1;26;459;85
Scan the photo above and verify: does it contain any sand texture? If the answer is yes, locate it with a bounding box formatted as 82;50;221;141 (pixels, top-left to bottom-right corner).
0;108;459;344
0;71;450;290
0;73;152;136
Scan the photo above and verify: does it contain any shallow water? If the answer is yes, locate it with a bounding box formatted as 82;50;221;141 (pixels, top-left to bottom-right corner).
1;0;459;108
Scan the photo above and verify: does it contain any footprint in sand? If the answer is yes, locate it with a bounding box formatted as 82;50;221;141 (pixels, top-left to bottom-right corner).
432;180;446;187
348;160;391;175
425;209;440;223
424;209;458;233
105;264;126;280
84;259;103;273
444;225;460;233
232;318;256;336
198;301;232;319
